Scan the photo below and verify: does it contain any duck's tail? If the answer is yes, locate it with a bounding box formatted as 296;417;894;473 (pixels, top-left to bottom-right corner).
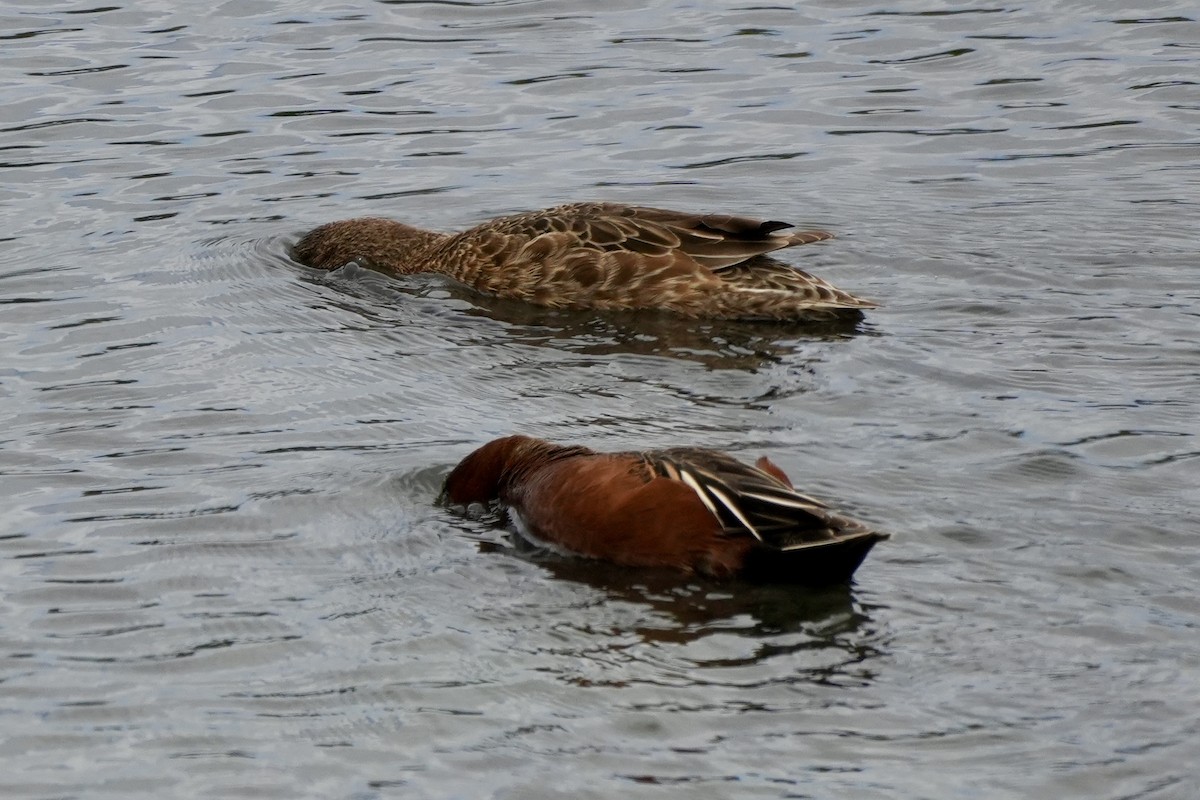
740;529;889;585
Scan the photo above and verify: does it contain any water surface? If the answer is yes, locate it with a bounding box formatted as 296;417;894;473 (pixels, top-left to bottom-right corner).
2;1;1198;798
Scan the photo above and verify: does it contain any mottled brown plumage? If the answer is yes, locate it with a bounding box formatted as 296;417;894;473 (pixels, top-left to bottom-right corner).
441;435;888;584
294;202;876;320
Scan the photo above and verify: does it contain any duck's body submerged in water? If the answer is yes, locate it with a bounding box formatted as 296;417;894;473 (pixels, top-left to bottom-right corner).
294;202;875;321
441;435;888;585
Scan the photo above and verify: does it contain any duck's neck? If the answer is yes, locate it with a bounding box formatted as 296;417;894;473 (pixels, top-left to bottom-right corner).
293;217;451;275
443;436;593;505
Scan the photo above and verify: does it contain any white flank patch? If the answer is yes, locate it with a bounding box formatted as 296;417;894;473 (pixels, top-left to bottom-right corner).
509;508;578;556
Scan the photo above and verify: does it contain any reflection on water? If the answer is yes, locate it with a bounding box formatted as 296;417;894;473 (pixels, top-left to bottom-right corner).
471;526;889;704
294;235;874;368
544;559;885;676
2;1;1199;798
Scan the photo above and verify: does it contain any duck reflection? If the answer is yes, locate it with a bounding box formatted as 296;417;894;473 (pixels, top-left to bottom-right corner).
476;520;875;615
300;260;872;371
471;534;888;686
458;286;870;367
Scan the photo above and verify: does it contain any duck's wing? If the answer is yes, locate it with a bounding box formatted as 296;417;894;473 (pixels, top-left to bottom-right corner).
717;260;879;309
646;448;880;548
480;203;833;271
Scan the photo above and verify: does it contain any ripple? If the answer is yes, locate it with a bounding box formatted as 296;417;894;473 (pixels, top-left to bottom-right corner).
2;0;1199;797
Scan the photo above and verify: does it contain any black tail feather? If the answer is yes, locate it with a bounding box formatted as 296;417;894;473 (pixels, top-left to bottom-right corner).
740;531;887;586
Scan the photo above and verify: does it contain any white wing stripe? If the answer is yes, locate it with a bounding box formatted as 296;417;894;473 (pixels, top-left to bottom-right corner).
705;483;764;542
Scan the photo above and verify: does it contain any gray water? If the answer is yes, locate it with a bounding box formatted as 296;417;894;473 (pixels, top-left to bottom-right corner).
2;1;1198;798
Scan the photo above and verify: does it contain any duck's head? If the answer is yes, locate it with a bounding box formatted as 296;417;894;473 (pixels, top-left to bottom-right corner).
293;217;443;273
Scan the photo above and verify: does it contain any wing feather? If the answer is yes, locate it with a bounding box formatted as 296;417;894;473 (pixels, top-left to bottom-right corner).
646;447;879;548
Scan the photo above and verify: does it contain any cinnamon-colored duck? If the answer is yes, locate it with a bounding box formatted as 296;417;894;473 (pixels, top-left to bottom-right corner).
441;435;888;585
294;202;875;321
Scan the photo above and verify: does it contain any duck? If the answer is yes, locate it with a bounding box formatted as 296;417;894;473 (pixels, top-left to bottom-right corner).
294;202;876;321
441;435;888;585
